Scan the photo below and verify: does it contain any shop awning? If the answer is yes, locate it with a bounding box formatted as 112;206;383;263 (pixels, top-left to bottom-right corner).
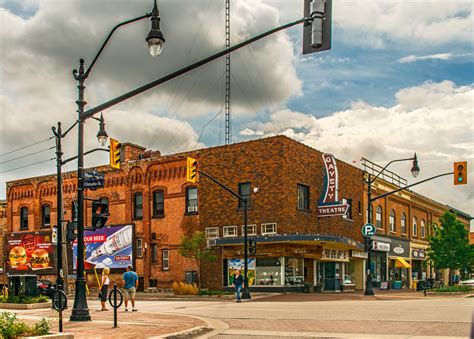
394;257;411;268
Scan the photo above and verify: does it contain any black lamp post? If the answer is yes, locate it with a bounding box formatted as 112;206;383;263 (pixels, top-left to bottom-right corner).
70;1;164;322
364;153;420;296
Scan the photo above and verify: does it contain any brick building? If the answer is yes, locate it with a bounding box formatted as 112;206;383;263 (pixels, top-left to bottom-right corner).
4;135;471;292
0;200;6;285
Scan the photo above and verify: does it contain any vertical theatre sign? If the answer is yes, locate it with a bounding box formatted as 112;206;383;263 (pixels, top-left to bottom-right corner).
317;153;349;217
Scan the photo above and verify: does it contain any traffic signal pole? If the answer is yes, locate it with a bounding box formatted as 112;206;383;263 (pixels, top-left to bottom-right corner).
194;169;251;299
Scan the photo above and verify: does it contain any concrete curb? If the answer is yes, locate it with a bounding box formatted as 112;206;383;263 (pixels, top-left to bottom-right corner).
159;313;230;339
0;301;52;310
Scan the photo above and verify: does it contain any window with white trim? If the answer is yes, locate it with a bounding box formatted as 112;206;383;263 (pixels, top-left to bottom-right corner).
223;226;238;237
241;224;257;236
162;250;169;270
413;217;418;237
389;209;396;232
376;205;383;229
261;223;277;235
401;213;407;234
421;219;426;238
205;227;219;239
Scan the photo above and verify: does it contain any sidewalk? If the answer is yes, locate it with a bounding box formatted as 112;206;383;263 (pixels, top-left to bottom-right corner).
7;307;207;339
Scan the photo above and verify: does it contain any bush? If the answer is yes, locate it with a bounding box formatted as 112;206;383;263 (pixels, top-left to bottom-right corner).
198;289;232;296
0;312;51;338
172;281;198;295
0;295;49;304
433;285;472;293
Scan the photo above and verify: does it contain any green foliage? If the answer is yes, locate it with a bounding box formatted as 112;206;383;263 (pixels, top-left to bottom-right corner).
0;312;51;338
0;295;49;304
178;231;217;287
433;285;472;293
198;289;233;296
427;211;472;275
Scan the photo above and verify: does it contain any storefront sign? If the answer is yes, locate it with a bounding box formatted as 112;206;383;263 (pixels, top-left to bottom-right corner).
411;248;426;260
5;231;56;274
389;238;410;258
351;250;368;259
317;153;349;217
321;247;349;262
73;224;133;270
372;241;390;252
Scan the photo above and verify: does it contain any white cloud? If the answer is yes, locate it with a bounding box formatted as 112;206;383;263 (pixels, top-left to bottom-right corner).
397;53;453;63
241;81;474;215
335;0;473;47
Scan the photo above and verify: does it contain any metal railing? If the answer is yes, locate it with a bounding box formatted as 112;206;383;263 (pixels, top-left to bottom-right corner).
362;158;407;187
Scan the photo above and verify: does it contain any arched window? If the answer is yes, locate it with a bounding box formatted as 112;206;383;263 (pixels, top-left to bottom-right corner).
41;204;51;227
413;217;418;237
401;213;407;234
376;205;383;229
389;210;396;232
20;207;28;229
421;219;426;238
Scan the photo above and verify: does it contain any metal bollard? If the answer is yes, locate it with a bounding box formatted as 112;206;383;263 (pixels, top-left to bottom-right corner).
108;284;123;328
52;289;67;332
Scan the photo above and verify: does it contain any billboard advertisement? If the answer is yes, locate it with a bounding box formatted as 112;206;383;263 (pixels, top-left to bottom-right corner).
73;225;133;270
5;231;56;274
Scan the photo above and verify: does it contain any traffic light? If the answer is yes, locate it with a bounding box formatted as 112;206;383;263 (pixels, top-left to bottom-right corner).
248;240;257;255
454;161;467;185
109;138;121;170
186;157;198;183
91;199;109;230
66;222;77;242
303;0;332;55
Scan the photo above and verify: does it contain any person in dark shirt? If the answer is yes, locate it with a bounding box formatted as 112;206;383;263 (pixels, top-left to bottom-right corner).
232;270;245;302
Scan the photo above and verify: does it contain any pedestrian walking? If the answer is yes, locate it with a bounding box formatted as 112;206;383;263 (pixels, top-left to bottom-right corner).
232;270;244;303
122;265;139;312
99;267;110;311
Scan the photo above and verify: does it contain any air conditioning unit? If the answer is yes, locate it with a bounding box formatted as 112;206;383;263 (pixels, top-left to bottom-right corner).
151;232;157;240
206;239;217;248
187;206;198;213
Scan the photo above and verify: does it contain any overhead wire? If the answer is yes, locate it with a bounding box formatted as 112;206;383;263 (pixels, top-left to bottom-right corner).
0;146;55;165
0;136;54;157
0;158;55;174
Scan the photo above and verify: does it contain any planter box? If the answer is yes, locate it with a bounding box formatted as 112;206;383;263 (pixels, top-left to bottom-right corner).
19;333;73;339
0;301;52;310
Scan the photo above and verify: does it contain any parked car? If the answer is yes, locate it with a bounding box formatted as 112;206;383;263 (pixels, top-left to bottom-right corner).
37;279;56;298
459;279;474;287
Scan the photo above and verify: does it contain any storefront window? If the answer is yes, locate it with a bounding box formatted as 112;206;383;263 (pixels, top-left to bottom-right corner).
344;261;355;284
255;258;282;286
284;257;304;285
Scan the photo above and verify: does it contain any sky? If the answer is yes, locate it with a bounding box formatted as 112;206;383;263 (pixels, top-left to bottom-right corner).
0;0;473;222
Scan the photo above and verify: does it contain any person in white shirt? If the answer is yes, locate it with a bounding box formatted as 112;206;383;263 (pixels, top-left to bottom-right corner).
100;267;110;311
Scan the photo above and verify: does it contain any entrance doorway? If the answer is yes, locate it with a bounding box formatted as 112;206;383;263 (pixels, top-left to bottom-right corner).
323;262;341;291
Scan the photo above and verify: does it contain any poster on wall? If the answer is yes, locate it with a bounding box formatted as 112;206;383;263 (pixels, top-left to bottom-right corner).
5;231;56;274
73;224;133;270
228;258;256;286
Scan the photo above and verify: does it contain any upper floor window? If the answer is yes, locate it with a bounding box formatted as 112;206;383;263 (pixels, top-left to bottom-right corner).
223;226;238;237
401;213;407;234
20;207;28;229
412;216;418;237
151;244;158;262
342;198;352;220
205;227;219;239
242;224;257;236
297;184;310;210
238;182;251;209
72;201;78;222
375;205;383;229
420;219;426;238
261;223;277;235
162;250;170;270
186;187;198;213
152;190;165;217
133;192;143;219
136;238;143;258
389;210;396;232
41;204;51;227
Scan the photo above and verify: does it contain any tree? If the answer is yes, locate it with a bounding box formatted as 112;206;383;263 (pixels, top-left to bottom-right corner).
427;211;472;284
178;231;216;288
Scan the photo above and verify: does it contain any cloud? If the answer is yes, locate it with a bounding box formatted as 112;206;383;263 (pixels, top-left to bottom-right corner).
397;53;453;63
335;0;473;47
240;81;474;214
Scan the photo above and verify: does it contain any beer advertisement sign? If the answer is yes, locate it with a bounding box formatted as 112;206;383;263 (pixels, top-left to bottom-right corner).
5;231;56;274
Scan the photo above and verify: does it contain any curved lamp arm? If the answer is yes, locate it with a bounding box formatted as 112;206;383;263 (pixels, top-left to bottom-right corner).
367;154;418;184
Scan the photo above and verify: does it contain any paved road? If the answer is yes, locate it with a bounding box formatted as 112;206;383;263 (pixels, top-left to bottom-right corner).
5;293;473;338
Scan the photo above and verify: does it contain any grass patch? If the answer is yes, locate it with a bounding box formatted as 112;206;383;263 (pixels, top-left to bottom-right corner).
0;295;49;304
433;285;472;293
0;312;51;338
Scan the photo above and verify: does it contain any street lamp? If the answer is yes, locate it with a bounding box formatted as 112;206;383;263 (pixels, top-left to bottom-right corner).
365;153;420;296
95;113;108;147
70;1;163;322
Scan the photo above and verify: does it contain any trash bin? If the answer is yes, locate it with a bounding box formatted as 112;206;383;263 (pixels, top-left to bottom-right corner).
8;275;38;297
393;280;402;289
